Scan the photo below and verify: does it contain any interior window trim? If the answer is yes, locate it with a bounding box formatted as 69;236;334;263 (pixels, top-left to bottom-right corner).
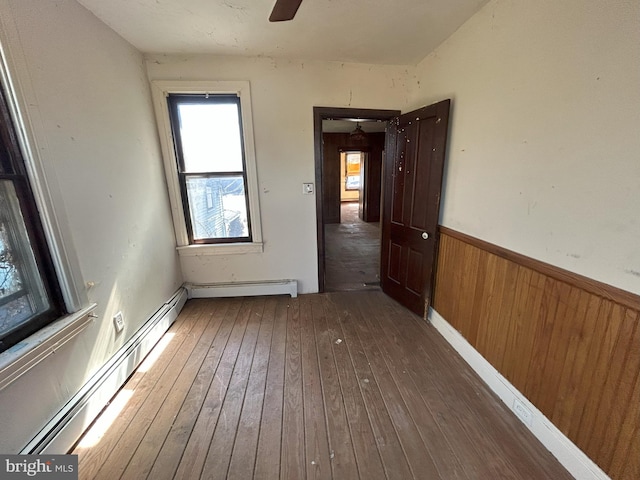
150;80;263;254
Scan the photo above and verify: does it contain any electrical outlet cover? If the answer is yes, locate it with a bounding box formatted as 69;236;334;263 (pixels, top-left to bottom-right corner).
513;398;533;427
113;312;125;333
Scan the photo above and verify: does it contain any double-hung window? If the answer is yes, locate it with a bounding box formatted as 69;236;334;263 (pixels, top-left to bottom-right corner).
0;87;64;353
168;94;251;243
151;81;262;255
345;151;362;191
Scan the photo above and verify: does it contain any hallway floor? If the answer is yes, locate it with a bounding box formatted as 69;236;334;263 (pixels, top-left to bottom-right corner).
324;202;380;292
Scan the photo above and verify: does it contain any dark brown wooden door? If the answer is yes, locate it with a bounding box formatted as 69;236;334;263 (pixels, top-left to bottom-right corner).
381;99;450;317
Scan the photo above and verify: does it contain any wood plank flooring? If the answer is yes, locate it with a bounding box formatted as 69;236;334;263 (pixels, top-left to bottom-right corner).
73;292;573;480
324;202;380;292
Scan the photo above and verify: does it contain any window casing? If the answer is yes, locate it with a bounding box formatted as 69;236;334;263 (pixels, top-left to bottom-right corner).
0;86;65;353
151;81;263;256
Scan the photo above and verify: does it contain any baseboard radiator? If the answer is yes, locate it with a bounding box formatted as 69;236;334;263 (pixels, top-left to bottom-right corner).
187;280;298;299
21;287;188;454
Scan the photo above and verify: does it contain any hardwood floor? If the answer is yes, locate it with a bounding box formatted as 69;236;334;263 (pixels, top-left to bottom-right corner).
324;202;380;292
73;292;572;480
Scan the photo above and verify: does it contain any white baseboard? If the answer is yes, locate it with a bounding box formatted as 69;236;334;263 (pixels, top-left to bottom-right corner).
428;307;610;480
21;287;188;454
187;280;297;299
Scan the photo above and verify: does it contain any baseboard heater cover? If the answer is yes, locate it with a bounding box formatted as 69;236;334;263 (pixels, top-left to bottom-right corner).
21;287;188;454
428;307;610;480
187;279;298;299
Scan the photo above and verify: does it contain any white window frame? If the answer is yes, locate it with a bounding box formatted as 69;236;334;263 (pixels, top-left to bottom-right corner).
151;80;263;256
0;27;94;380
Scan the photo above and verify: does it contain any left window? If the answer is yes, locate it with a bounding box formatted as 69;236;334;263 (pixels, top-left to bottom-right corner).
0;86;64;353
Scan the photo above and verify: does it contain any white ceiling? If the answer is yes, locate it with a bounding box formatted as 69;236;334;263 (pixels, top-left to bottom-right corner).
76;0;488;65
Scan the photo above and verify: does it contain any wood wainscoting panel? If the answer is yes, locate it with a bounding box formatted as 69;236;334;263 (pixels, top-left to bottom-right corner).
433;227;640;480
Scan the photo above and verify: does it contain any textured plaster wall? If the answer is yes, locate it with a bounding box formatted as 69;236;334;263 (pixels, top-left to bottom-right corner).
0;0;182;452
147;54;412;293
409;0;640;294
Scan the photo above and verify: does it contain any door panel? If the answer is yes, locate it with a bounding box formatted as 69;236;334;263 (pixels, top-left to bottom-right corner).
410;118;437;230
381;99;451;317
406;248;424;293
388;242;403;283
390;126;406;224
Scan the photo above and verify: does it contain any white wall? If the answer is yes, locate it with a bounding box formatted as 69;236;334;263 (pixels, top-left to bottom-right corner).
146;55;411;293
409;0;640;295
0;0;182;452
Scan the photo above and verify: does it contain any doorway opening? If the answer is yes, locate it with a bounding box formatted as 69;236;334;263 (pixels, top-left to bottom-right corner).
313;107;400;292
325;148;376;291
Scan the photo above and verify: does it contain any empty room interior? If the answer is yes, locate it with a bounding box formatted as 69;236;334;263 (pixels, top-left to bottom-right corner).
0;0;638;479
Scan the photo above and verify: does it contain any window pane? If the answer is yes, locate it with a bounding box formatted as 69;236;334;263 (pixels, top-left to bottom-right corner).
185;176;249;240
345;152;362;190
0;180;49;337
177;102;243;173
346;175;361;190
346;153;361;175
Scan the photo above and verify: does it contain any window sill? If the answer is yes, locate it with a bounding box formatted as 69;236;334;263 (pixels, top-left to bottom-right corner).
0;304;97;392
177;242;264;256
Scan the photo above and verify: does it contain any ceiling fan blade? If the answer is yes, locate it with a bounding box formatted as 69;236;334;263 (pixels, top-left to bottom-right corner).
269;0;303;22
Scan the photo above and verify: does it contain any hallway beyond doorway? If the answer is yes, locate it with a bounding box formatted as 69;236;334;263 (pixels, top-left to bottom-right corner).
324;202;380;292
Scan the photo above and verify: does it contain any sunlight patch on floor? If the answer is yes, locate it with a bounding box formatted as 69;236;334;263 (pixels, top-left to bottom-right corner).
137;332;175;373
77;389;134;448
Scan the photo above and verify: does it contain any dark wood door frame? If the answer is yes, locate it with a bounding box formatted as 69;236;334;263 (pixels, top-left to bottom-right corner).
313;106;400;292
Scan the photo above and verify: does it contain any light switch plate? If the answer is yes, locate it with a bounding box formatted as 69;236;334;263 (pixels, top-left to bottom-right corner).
303;183;314;195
